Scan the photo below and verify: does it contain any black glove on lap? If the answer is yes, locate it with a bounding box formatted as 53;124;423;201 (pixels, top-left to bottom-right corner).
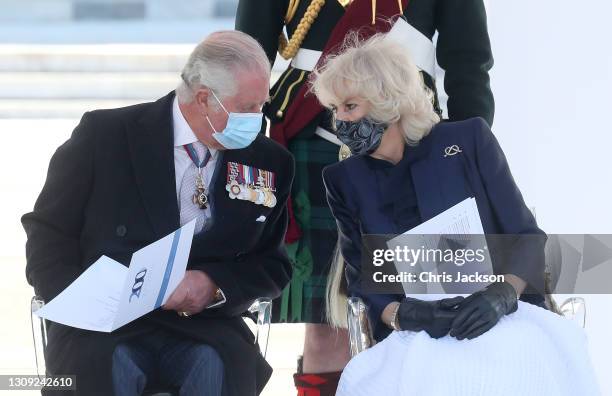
397;296;464;339
450;281;518;340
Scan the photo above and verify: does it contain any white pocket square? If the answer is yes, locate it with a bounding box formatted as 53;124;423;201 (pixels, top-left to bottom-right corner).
256;215;266;222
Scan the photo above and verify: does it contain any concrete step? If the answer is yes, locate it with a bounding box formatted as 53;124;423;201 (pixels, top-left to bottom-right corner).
0;44;290;73
0;44;191;73
0;98;143;118
0;0;236;23
0;71;178;99
0;69;285;118
0;19;233;44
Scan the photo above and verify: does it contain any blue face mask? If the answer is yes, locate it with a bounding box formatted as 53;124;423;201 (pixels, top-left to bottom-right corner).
206;90;262;150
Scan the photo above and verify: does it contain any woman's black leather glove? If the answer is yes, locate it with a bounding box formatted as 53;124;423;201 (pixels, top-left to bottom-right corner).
450;281;518;340
398;296;464;339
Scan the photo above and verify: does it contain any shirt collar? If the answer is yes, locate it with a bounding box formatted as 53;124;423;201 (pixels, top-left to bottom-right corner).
402;127;433;164
172;96;217;157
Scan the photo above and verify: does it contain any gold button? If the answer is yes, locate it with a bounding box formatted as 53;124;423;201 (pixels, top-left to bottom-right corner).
276;110;284;118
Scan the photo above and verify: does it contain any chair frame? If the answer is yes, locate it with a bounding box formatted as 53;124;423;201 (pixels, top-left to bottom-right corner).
345;295;587;357
30;295;273;394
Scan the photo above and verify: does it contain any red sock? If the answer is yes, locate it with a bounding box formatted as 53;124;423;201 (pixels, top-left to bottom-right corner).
294;371;342;396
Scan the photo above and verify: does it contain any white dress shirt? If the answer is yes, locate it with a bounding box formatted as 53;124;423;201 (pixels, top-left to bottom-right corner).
172;96;225;308
172;96;219;221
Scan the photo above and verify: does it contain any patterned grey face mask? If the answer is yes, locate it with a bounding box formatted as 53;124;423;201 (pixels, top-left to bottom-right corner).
335;117;389;155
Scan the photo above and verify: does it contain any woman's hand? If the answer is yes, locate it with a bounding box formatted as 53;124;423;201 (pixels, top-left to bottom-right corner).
397;296;464;339
450;281;518;340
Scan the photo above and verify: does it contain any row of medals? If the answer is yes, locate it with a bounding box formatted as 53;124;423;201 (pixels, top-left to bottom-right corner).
193;167;276;209
227;179;277;208
193;152;349;209
192;145;354;208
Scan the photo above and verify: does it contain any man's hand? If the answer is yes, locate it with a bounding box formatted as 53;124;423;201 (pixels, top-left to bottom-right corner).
162;270;218;315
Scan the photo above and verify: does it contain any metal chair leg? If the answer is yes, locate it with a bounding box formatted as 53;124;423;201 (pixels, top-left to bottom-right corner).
30;296;47;378
248;297;272;358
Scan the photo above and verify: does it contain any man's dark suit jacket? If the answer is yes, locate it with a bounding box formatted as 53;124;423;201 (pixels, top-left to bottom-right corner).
22;92;295;396
323;117;546;341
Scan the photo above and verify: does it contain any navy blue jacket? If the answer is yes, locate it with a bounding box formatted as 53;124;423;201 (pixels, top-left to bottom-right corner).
323;117;546;341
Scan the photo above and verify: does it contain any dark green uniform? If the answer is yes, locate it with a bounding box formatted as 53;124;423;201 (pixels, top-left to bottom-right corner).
236;0;495;324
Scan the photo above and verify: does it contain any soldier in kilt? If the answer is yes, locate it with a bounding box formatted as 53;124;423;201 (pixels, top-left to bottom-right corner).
236;0;494;394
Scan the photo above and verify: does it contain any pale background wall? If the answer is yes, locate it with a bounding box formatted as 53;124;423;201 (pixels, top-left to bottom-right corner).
0;0;610;394
486;2;612;393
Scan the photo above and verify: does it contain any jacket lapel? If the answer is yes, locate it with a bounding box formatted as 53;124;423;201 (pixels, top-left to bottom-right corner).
200;149;226;233
127;92;180;238
410;142;470;223
200;141;261;233
411;157;444;222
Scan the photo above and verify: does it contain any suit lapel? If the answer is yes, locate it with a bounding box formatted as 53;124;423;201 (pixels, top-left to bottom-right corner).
411;157;444;222
201;141;261;233
200;149;226;233
127;92;180;238
411;145;470;223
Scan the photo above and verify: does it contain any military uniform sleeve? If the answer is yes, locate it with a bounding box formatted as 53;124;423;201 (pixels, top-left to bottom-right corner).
435;0;495;126
235;0;288;65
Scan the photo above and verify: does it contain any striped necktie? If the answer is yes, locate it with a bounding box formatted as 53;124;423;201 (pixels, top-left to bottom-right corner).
179;141;211;233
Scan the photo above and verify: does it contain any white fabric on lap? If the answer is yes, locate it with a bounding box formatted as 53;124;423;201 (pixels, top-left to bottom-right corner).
337;302;600;396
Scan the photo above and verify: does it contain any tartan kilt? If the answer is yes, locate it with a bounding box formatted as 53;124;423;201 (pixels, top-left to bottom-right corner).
272;134;340;324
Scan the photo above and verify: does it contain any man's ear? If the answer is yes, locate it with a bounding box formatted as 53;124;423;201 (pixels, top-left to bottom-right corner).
195;88;211;114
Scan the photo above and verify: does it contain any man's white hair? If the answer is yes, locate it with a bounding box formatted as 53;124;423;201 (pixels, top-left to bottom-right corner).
176;30;271;104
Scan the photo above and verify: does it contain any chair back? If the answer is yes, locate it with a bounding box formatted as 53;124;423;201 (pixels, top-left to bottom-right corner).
346;297;374;357
247;297;272;358
30;295;273;385
30;296;47;378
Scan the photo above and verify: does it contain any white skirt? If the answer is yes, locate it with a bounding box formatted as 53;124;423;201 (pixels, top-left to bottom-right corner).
337;301;600;396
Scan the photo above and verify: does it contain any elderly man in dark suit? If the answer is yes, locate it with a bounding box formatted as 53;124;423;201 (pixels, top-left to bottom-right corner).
22;30;294;396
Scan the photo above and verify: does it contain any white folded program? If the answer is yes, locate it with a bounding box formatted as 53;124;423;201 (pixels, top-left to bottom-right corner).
290;18;436;78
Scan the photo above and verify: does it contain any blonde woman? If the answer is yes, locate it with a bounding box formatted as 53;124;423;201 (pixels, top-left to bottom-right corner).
313;35;599;395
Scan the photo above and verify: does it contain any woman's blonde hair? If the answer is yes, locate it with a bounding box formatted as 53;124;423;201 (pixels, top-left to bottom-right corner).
311;32;440;145
313;32;441;328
